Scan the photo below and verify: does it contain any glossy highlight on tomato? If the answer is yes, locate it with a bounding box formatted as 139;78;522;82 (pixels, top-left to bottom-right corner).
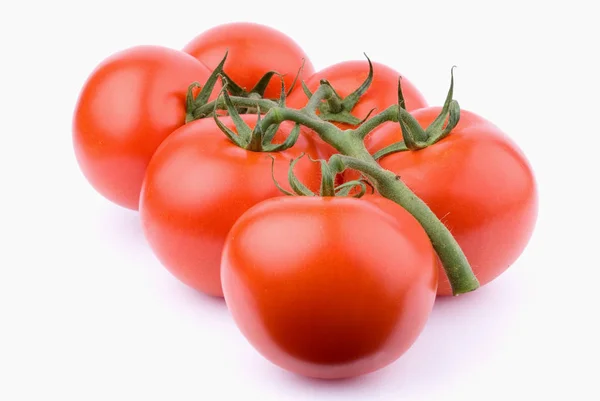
72;46;218;210
183;22;315;99
367;108;538;295
221;195;438;378
139;115;321;297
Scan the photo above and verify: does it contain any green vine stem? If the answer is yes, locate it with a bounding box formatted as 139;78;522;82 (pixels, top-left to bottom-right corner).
200;73;479;295
255;83;480;295
192;96;279;119
184;54;478;293
328;154;477;295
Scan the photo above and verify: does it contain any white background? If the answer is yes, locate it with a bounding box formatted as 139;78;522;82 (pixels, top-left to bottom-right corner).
1;1;598;399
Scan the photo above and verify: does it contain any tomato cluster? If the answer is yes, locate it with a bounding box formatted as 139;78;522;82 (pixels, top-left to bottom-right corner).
72;22;538;379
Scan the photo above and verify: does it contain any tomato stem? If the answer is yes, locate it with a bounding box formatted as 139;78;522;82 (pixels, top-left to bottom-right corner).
203;71;479;295
319;79;344;113
352;105;398;140
192;96;278;119
303;82;334;115
255;83;480;295
329;154;479;295
372;141;409;160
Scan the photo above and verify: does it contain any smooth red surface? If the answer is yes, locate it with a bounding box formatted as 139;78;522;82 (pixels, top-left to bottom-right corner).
73;46;217;210
183;22;315;99
139;115;321;297
221;195;438;379
367;108;538;295
287;60;428;158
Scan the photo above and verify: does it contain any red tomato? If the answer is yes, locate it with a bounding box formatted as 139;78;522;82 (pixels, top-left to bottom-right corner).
183;22;315;99
287;60;428;158
221;195;437;379
139;115;321;297
73;46;218;210
367;108;538;296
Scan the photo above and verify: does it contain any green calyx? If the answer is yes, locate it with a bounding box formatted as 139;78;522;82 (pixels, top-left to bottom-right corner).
185;52;229;123
224;58;306;101
186;53;306;122
302;54;376;126
271;153;370;198
373;67;461;160
213;76;300;153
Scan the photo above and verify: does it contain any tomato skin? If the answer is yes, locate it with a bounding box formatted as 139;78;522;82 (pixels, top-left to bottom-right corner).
287;60;428;158
221;195;437;379
368;108;538;296
73;46;217;210
183;22;315;99
139;115;321;297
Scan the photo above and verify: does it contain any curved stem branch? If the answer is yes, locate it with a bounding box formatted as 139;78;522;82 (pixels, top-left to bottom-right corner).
329;155;479;295
193;97;279;119
260;107;345;151
352;105;399;140
303;83;335;115
319;80;343;113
